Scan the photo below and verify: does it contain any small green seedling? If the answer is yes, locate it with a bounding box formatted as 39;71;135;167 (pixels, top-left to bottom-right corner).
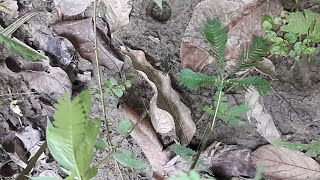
105;78;131;99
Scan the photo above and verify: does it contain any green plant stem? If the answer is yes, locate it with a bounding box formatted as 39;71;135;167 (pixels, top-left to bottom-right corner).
93;1;123;179
190;87;223;170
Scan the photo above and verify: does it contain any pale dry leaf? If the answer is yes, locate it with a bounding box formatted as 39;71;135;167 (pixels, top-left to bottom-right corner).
9;100;23;117
0;0;19;18
53;0;93;16
251;144;320;180
52;18;123;72
121;47;196;146
0;60;72;96
102;0;132;32
181;0;283;72
245;88;282;141
118;104;171;177
138;71;175;134
254;57;277;80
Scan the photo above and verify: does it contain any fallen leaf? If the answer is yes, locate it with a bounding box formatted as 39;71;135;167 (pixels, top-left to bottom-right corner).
181;0;283;72
0;59;72;95
0;161;19;177
255;58;277;80
245;88;282;141
52;18;123;72
121;47;196;146
251;144;320;179
53;0;93;16
10;100;23;117
0;0;19;18
118;104;170;177
101;0;132;32
210;145;256;178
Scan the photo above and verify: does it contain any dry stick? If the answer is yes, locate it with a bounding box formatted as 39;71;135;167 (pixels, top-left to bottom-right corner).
16;142;47;180
95;111;147;167
92;1;123;179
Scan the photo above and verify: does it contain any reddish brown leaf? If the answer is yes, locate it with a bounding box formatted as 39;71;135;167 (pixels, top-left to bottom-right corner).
121;47;196;146
181;0;283;72
251;145;320;179
52;18;123;72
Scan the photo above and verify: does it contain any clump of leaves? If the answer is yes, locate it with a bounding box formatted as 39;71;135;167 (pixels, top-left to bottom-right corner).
270;140;320;157
46;91;100;179
178;18;270;169
262;9;320;62
90;78;131;99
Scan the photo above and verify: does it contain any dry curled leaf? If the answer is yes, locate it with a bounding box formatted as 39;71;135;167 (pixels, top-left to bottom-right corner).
102;0;132;32
251;144;320;179
255;57;277;80
52;18;123;72
53;0;93;16
118;104;170;178
121;47;196;146
181;0;282;72
245;88;282;141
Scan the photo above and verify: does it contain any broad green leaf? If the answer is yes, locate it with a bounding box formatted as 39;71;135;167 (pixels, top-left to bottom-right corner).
114;150;148;169
289;50;296;57
284;33;297;43
85;167;98;180
171;145;196;161
0;34;46;62
262;15;273;24
110;77;117;86
177;69;217;89
262;21;272;31
94;140;106;150
294;42;303;53
153;0;162;9
204;19;227;72
47;91;99;179
117;118;132;136
273;17;282;24
112;88;123;97
266;31;277;41
275;37;284;44
105;81;112;88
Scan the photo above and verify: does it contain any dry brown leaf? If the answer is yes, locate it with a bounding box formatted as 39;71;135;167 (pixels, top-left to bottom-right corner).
245;88;282;141
0;161;19;177
53;0;93;16
121;47;196;146
181;0;282;72
251;144;320;180
255;58;277;80
52;18;123;72
101;0;132;32
118;104;170;177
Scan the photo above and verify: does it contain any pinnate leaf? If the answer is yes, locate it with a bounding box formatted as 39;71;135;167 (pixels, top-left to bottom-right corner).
171;145;196;161
178;69;217;89
228;77;270;96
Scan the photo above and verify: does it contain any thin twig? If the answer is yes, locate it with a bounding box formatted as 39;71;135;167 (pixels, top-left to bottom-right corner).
93;1;123;179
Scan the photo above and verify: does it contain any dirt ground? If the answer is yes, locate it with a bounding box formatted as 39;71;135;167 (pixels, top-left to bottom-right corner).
1;0;320;179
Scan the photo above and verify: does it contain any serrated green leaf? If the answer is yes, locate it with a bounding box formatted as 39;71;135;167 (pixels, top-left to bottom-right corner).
153;0;162;9
0;34;46;62
171;145;196;161
284;33;297;43
204;19;227;73
228;77;270;96
114;150;148;169
117;118;132;136
94;140;106;150
46;91;99;179
178;69;217;89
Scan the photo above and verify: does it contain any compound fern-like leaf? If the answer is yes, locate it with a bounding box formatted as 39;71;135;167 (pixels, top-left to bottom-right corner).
47;91;100;180
228;77;270;96
270;140;320;157
178;69;217;89
204;19;227;72
281;9;320;35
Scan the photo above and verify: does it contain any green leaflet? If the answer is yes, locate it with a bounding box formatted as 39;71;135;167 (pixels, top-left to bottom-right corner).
204;19;227;73
228;77;270;96
178;69;217;89
270;140;320;157
281;9;320;35
114;150;148;170
171;145;196;161
46;91;100;179
117;117;133;136
153;0;162;9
